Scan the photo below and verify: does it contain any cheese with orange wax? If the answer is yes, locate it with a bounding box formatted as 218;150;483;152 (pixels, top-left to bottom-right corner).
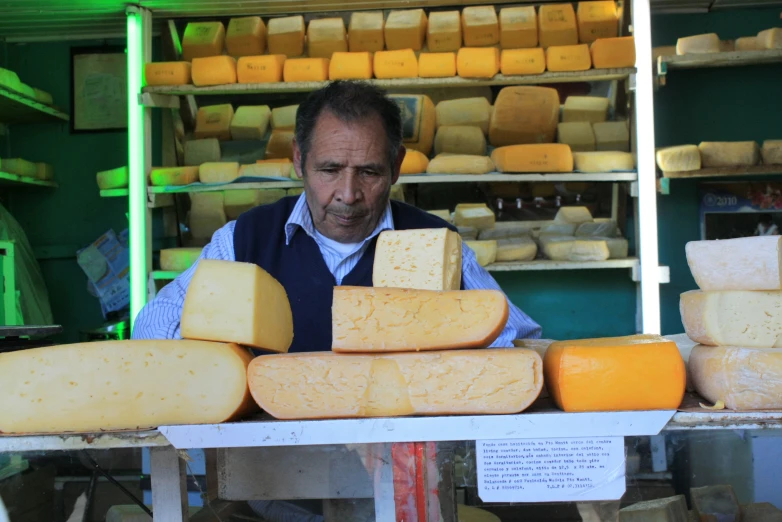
590;36;636;68
226;16;267;57
283;58;330;82
237;55;286;83
500;48;546;75
456;47;500;78
400;150;429;174
418;52;457;78
191;56;237;86
329;52;373;80
145;62;192;86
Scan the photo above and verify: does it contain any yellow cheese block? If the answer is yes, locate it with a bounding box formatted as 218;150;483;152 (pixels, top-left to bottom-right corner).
224;189;287;219
418;52;457;78
271;104;298;130
593;121;630;151
576;1;618;44
348;11;385;52
267;16;305;57
182;259;293;351
544;335;686;412
496;237;538;262
554;206;593;224
538;4;578;48
427;154;495;174
500;48;546;75
462;6;500;47
332;286;508;352
199;162;240;184
265;130;295;160
478;221;537;240
434;126;487;156
573;151;634;172
492;144;574;172
389;94;436;155
557;121;596;152
195;104;235;141
540;236;609;261
676;33;720;55
454;204;496;228
189;192;226;240
735;36;763;51
499;6;538;49
457;47;500;78
400;150;430;174
762;140;782;165
307;18;348;59
191;55;237;86
757;28;782;49
248;348;542;419
546;44;592;71
242;160;294;179
329;52;373;80
427;11;462;52
562;96;609;123
435;97;491;134
685;236;782;292
237;55;286;83
0;340;255;433
698;141;760;168
374;49;418;79
182;21;226;61
145;62;192;86
185;138;221;166
230;105;271;140
385;9;428;51
226;16;267;57
466;240;498;266
150;166;199;186
283;58;330;82
656;145;701;172
96;166;129;190
489;86;560;146
590;36;636;68
374;228;462;290
160;247;203;271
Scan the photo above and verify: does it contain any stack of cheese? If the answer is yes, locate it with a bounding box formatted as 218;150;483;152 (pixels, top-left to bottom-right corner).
0;66;56;106
556;96;633;161
657;140;782;175
681;236;782;410
675;28;781;55
535;205;628;262
188;188;288;240
0;158;54;182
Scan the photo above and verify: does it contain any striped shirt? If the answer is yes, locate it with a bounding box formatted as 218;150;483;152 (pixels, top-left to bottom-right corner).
133;195;541;344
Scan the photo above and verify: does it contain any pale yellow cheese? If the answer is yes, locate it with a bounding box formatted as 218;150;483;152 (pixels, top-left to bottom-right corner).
576;1;618;43
150;167;199;186
329;52;373;80
593;121;630;152
685;236;782;291
226;16;267;57
458;226;478;240
267;16;305;57
189;192;226;239
562;96;609;123
545;44;592;72
182;259;293;352
540;236;609;261
271;104;298;130
538;4;578;48
265;130;295;160
478;222;534;240
418;52;457;78
489;86;560;146
435;126;487;156
656;145;701;172
230;105;271;140
307;18;348;59
557;122;596;152
389;94;436;155
160;247;203;271
762;140;782;165
385;9;428;51
500;48;546;75
466;240;498;266
0;340;255;433
247;348;542;419
348;11;385;52
554;206;593;224
757;28;782;49
676;33;720;55
185;138;221;167
454;205;496;229
427;11;462;52
199;162;240;184
462;6;500;47
575;220;617;237
539;224;577;236
195;104;235;141
373;228;462;290
192;56;237;86
400;150;430;174
435;97;491;134
573;151;634;172
96;166;129;190
224;189;286;219
593;236;628;258
496;237;537;261
426;154;495;175
735;36;763;51
428;209;452;222
499;6;538;49
491;144;574;173
698;141;760;168
239;162;294;179
182;22;226;61
456;47;500;78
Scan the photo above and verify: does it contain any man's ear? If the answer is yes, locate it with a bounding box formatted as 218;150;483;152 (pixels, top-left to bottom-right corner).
391;145;406;185
292;138;304;180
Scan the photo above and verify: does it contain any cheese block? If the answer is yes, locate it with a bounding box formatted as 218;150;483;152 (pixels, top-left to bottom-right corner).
427;154;495;174
189;192;226;239
150;166;198;186
462;6;500;47
757;28;782;49
576;1;618;43
540;236;609;261
456;47;501;78
348;11;385;52
466;240;498;266
265;130;295;160
160;247;202;271
144;62;192;86
267;16;305;57
33;163;53;181
182;21;226;61
698;141;759;168
307;18;348;59
686;236;782;291
185;139;221;167
224;189;286;219
676;33;720;55
199;162;240;184
230;105;271;141
539;224;577;236
538;4;578;48
329;52;373;80
237;55;286;83
385;9;428;51
248;348;542;419
656;145;701;172
492;144;574;173
283;58;330;82
557;122;596;152
454;205;495;229
499;6;538;49
332;286;508;352
597;236;628;258
418;52;457;78
195;104;235;141
374;50;418;79
762;140;782;165
33;88;54;105
555;206;593;224
691;486;740;522
489;86;560;146
226;16;266;57
496;237;537;261
389;94;435;155
271;104;298;130
182;259;293;352
400;149;429;174
654;45;677;60
478;222;533;240
590;36;636;68
562;96;609;123
435;126;487;156
546;44;592;72
0;340;255;433
428;209;451;222
500;48;546;75
192;56;237;86
458;226;478;240
544;335;686;412
373;228;462;290
0;67;21;91
735;36;763;51
427;11;462;52
575;220;616;237
435;97;491;134
619;496;689;522
240;161;294;179
593;121;630;152
0;158;36;177
96;166;129;190
17;83;35;99
573;151;634;172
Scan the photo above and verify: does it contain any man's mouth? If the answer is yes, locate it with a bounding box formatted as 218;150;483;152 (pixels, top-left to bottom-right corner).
332;214;362;225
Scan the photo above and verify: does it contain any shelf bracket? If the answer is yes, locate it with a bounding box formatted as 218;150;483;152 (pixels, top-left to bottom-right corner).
632;265;670;284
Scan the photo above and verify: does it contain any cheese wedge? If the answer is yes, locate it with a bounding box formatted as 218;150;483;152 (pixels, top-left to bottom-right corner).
735;36;763;51
348;11;385;52
224;189;286;219
226;16;267;57
230;105;271;140
454;205;495;228
427;11;462;52
435;126;487;156
332;286;508;352
562;96;609;123
426;154;495;175
685;236;782;291
544;335;686;412
0;340;255;433
462;6;500;47
265;130;295;160
307;18;348;59
237;55;286;84
182;259;293;352
374;49;418;79
489;86;560;146
271;105;298;130
267;16;305;57
283;58;330;82
199;162;240;184
456;47;500;78
329;52;373;80
762;140;782;165
540;236;609;261
248;348;542;419
593;121;630;152
757;28;782;49
385;9;428;51
496;237;537;261
189;193;226;239
492;144;574;173
656;145;701;172
546;44;592;72
538;4;578;48
192;56;237;86
418;52;457;78
150;167;198;186
160;247;202;272
500;48;546;75
698;141;760;168
374;228;462;290
435;97;491;134
576;1;618;44
400;150;429;174
195;104;235;141
557;122;596;152
590;36;636;68
676;33;720;55
182;22;226;61
499;6;538;49
573;151;634;172
389;94;436;155
145;62;192;86
466;240;498;266
96;166;129;190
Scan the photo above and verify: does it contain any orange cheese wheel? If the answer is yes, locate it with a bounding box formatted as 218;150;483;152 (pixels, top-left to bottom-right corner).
145;62;192;86
191;56;237;86
456;47;500;79
544;335;686;412
374;49;418;79
500;48;546;75
418;52;457;78
329;52;373;80
545;44;592;72
590;36;636;69
237;55;286;84
400;150;430;174
283;58;330;82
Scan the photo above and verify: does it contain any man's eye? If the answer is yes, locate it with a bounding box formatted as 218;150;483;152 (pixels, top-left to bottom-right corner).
361;170;380;176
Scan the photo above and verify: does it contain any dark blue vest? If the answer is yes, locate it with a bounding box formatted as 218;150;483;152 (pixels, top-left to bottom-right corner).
234;196;460;353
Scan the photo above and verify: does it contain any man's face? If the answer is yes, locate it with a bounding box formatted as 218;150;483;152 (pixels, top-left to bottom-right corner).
293;110;404;243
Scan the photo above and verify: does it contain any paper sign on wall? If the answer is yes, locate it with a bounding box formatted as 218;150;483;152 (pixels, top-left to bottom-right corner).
476;437;626;503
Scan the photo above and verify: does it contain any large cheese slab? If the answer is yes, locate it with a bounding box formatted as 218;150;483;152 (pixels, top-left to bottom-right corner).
555;206;593;224
576;1;618;43
247;348;542;419
389;94;436;155
226;17;266;57
698;141;760;168
283;58;330;82
762;140;782;165
593;121;630;151
676;33;720;55
307;18;348;59
462;6;500;47
241;161;293;179
182;260;293;352
758;28;782;49
557;122;596;152
349;11;385;52
185;138;221;166
329;52;373;80
573;151;634;172
454;204;496;228
160;247;202;271
686;236;782;291
478;221;535;240
492;144;574;173
145;62;192;86
230;105;271;140
267;16;305;57
271;104;298;130
195;104;234;141
182;22;225;61
0;340;254;433
489;86;560;146
199;162;240;184
264;130;295;160
656;145;701;172
591;36;636;68
736;36;763;51
332;287;508;353
466;240;498;266
373;228;462;291
456;47;500;78
500;48;546;75
544;334;686;412
237;55;286;83
499;6;538;49
427;11;462;52
435;126;487;156
374;50;418;79
385;9;428;51
538;4;578;48
426;154;495;174
496;237;537;261
545;44;592;72
436;97;491;134
192;56;237;86
419;52;457;78
562;96;609;123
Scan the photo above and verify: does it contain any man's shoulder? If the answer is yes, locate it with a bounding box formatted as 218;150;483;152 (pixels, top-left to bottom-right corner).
391;200;456;231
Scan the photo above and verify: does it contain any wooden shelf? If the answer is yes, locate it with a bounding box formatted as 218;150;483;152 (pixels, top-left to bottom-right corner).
486;258;638;272
0;171;57;188
0;86;69;124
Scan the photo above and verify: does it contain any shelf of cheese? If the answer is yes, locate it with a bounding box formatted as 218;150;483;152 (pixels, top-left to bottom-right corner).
0;85;69;124
657;49;782;76
661;164;782;180
0;170;57;188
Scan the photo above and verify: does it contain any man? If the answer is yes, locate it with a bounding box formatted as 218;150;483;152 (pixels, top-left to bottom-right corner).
134;81;540;348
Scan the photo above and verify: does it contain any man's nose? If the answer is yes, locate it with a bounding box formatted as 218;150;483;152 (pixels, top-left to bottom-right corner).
334;171;361;205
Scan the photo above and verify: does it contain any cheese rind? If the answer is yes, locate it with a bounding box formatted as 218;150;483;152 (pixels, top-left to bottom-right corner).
435;126;487;156
562;96;609;123
427;154;495;175
545;44;592;72
283;58;330;82
389;94;436;155
267;16;305;57
237;55;286;83
248;348;542;419
418;52;457;78
492;144;574;173
576;1;618;43
489;86;560;146
329;52;373;80
307;18;348;59
590;36;636;68
538;4;578;48
400;150;430;174
573;151;634;172
427;11;462;52
385;9;428;51
435;97;491;134
160;247;203;271
593;121;630;152
96;166;129;190
757;28;782;49
374;50;418;79
676;33;720;55
240;161;294;179
145;62;192;86
685;236;782;291
499;6;538;49
226;16;267;57
195;104;235;141
656;145;701;172
191;56;237;86
698;141;760;168
182;259;293;352
761;140;782;165
373;229;462;291
557;122;596;152
500;48;546;75
199;162;240;184
348;11;385;52
456;47;501;78
461;6;500;47
150;167;199;186
466;240;498;266
230;105;271;140
182;22;226;61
